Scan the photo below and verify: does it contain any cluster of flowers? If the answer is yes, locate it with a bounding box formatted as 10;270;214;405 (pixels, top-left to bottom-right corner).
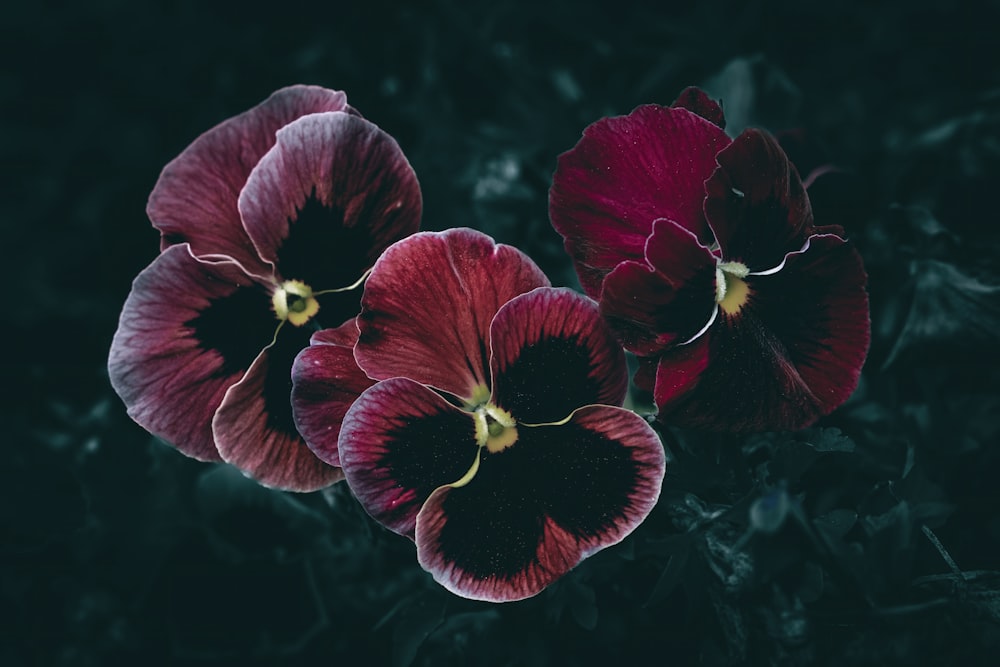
109;85;869;602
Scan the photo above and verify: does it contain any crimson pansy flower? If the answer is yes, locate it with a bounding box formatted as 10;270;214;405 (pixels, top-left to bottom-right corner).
108;85;421;491
291;229;665;602
549;87;870;432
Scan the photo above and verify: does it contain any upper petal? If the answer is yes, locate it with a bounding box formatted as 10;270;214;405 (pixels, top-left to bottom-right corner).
355;229;550;401
414;404;664;602
704;128;815;272
239;112;421;294
490;287;627;424
549;104;731;297
148;85;350;274
655;234;870;432
600;218;718;356
214;328;346;492
290;340;376;468
338;378;481;537
108;245;274;461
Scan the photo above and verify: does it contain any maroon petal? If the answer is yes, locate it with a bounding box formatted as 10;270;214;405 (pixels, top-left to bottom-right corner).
414;405;664;602
214;325;344;492
309;320;359;346
651;334;711;409
148;85;350;275
550;104;731;296
490;287;627;424
655;234;870;432
339;378;480;537
356;229;550;401
239;112;421;295
704;129;814;272
671;86;726;129
290;341;376;468
633;356;658;394
600;218;718;356
108;245;274;461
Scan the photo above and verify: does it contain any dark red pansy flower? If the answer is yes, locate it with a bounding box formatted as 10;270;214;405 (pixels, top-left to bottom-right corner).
291;228;664;602
549;87;870;432
108;85;421;491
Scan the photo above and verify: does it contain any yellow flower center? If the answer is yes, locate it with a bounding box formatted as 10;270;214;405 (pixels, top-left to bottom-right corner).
473;402;518;453
271;279;320;326
715;261;751;315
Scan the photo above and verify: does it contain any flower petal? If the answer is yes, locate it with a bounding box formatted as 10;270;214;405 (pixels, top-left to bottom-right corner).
214;326;344;491
651;334;711;409
108;245;274;461
239;112;421;296
339;378;480;537
655;234;870;432
600;219;718;356
549;104;731;296
290;341;376;468
309;319;360;346
671;86;726;129
490;287;627;423
704;129;814;272
148;85;350;274
414;405;664;602
356;229;550;400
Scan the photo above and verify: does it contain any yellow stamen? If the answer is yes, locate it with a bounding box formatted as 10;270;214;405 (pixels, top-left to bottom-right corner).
272;279;320;326
473;403;518;453
715;262;751;315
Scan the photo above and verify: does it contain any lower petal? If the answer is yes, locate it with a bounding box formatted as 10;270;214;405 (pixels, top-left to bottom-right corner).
291;342;376;468
416;484;578;602
414;405;664;602
655;235;869;432
339;378;480;537
214;328;344;492
107;245;273;461
524;406;665;547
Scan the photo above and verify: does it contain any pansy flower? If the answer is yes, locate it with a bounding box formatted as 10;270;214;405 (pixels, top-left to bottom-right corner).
292;229;665;601
108;85;421;491
549;87;870;432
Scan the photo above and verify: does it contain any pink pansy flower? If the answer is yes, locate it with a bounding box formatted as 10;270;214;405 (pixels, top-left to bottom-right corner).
549;87;869;432
109;85;421;491
292;229;665;601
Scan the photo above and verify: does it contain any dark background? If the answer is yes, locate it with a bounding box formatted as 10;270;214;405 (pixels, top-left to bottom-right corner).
5;1;1000;665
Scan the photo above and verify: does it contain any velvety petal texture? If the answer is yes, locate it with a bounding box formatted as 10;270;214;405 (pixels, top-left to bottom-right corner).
600;219;718;355
355;229;550;400
656;235;870;431
148;85;351;275
704;129;814;273
108;245;272;462
239;111;421;290
214;337;346;491
490;287;627;424
327;228;665;601
415;405;664;602
113;85;422;491
550;86;871;432
339;378;481;537
549;104;731;296
290;337;376;468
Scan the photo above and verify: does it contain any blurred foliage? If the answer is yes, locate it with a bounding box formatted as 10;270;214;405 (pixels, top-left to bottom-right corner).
5;0;1000;665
